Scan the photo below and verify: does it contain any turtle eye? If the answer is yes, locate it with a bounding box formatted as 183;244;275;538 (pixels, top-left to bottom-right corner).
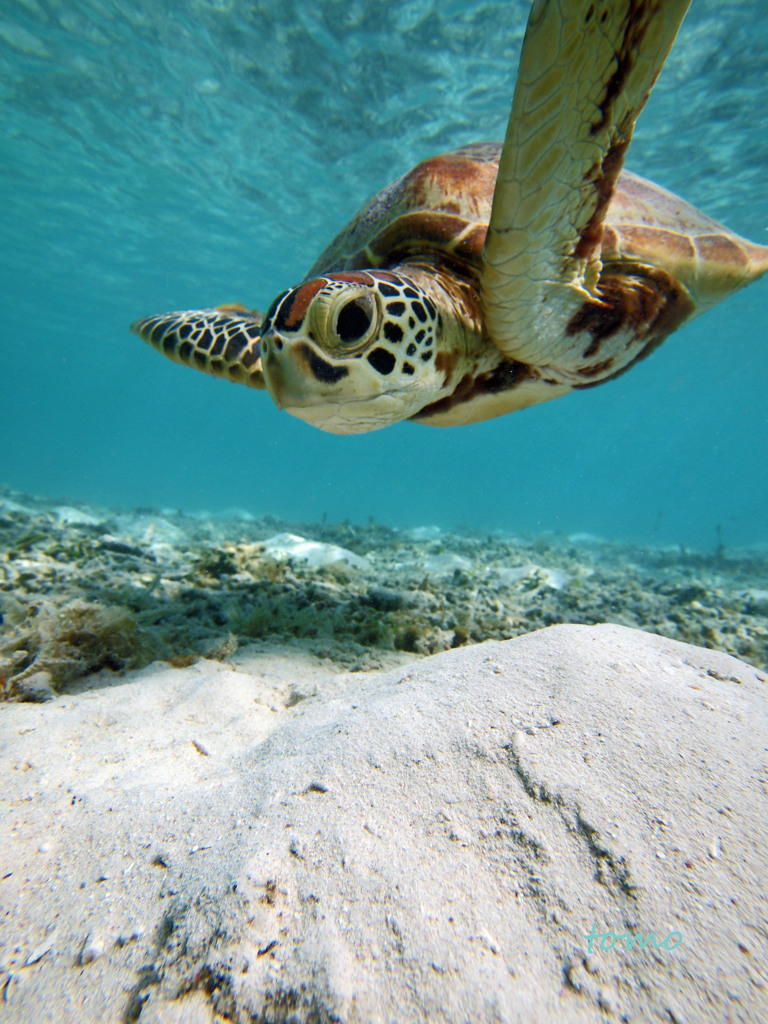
334;294;374;345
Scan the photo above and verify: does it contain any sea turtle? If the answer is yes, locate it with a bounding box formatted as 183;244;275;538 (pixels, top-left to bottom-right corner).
133;0;768;435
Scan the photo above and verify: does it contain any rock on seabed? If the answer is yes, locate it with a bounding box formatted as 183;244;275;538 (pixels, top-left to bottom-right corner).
1;623;767;1023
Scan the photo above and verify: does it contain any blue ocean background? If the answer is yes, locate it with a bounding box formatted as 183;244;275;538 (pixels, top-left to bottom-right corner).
2;0;766;550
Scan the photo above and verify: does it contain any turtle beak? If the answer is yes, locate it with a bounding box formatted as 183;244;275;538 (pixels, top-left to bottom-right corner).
261;329;350;411
260;329;288;409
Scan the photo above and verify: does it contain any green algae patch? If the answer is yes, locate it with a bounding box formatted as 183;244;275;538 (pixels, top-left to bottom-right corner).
0;599;146;698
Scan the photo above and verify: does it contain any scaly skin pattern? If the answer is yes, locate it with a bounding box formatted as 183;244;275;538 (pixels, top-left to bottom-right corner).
133;305;265;389
132;0;768;434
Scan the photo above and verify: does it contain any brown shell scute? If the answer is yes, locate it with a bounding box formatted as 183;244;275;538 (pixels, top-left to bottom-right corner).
305;144;501;279
605;171;768;303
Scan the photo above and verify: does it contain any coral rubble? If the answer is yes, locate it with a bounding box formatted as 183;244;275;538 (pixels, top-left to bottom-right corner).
1;488;766;699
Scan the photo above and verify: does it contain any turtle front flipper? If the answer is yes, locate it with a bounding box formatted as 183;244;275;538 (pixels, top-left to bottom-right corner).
481;0;692;381
131;306;266;389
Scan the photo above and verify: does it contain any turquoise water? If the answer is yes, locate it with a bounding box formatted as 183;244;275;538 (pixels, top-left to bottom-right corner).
2;0;767;549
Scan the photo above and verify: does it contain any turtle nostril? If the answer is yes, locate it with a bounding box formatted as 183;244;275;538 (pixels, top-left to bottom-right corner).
262;333;284;354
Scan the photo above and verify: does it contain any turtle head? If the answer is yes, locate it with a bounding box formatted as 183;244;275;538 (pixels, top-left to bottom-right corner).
259;271;446;434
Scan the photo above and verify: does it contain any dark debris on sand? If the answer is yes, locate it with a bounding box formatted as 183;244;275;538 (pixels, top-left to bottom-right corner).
1;488;766;700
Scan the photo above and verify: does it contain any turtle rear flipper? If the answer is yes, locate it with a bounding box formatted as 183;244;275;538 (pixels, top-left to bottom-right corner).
481;0;693;380
131;307;265;389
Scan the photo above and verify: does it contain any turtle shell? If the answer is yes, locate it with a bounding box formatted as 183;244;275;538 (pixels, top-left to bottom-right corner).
307;141;768;311
306;143;501;279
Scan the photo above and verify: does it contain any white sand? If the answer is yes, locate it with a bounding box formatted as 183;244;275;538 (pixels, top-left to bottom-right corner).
1;624;767;1023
